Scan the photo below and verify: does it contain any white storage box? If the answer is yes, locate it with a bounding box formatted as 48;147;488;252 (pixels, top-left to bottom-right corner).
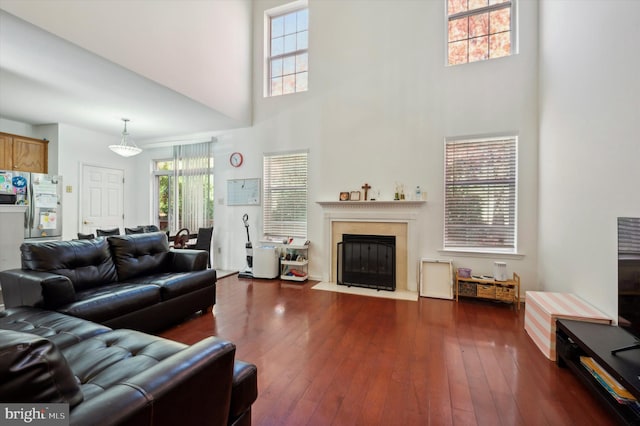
524;291;611;360
252;246;279;279
493;261;507;281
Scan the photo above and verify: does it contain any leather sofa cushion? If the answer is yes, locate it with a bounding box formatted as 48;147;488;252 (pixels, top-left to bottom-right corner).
21;238;118;292
0;307;111;349
57;283;161;324
61;329;187;402
126;269;216;301
108;232;170;281
0;330;83;407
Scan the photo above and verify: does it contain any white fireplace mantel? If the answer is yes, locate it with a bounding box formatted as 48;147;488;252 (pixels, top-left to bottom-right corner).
317;200;425;292
316;200;425;208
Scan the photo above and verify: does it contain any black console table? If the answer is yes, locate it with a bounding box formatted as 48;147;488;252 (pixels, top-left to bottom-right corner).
556;319;640;425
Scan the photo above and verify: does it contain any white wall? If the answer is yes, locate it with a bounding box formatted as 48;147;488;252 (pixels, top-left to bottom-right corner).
0;118;34;136
538;0;640;319
208;0;541;286
3;1;543;293
1;0;253;126
56;124;148;240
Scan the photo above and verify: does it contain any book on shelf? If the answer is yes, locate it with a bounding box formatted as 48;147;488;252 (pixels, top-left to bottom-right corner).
580;356;637;405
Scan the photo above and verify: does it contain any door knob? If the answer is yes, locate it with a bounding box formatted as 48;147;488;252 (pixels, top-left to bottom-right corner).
83;220;92;224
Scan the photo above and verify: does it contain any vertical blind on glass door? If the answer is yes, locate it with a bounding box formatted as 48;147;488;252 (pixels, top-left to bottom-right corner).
173;141;214;232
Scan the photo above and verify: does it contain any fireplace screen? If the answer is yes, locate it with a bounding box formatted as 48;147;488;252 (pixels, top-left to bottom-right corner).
337;234;396;291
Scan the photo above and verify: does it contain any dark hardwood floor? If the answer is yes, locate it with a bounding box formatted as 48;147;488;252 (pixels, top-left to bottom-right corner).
160;274;616;426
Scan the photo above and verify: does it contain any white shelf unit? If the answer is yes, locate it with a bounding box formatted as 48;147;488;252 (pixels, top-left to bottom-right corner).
279;243;309;282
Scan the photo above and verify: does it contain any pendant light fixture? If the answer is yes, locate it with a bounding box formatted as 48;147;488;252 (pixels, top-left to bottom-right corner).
109;118;142;157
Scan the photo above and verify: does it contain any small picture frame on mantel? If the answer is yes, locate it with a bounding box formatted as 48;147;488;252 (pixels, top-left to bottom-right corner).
339;192;350;201
350;191;361;201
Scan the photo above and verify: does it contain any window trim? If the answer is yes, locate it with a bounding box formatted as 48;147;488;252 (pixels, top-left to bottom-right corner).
445;0;518;66
263;0;309;97
443;134;518;254
262;149;309;239
153;158;176;232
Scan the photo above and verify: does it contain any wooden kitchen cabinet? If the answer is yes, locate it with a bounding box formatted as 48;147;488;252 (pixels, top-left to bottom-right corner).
0;132;48;173
0;134;11;170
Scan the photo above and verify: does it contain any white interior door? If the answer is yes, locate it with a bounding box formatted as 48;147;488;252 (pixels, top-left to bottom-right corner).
81;164;124;235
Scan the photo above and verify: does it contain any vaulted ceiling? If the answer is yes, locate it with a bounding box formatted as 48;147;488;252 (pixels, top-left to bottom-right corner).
0;0;252;144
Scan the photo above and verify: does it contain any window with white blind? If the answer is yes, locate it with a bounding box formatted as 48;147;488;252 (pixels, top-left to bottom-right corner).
444;136;517;252
619;217;640;256
263;151;308;238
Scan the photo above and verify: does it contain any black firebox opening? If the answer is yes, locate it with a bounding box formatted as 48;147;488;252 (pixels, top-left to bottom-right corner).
337;234;396;291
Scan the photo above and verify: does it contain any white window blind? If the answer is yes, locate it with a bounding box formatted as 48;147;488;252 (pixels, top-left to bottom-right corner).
263;151;308;238
444;137;517;251
173;142;215;232
619;217;640;255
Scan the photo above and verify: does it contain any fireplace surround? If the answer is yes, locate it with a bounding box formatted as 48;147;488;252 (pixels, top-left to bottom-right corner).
318;201;425;293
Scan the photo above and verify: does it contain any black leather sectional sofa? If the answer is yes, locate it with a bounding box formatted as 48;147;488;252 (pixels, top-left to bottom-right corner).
0;232;258;425
0;232;215;332
0;307;257;425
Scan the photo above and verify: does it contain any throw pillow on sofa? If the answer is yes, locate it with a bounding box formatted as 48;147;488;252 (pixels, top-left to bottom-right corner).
0;330;83;407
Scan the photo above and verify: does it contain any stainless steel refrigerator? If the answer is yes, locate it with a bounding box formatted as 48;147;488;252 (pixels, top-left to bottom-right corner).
0;170;63;241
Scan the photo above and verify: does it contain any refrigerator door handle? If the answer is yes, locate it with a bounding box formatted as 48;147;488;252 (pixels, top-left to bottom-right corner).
28;182;35;230
24;201;30;230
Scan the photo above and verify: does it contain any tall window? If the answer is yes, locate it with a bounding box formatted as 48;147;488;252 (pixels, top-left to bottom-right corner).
447;0;515;65
444;136;517;252
266;2;309;97
263;151;308;238
153;141;214;233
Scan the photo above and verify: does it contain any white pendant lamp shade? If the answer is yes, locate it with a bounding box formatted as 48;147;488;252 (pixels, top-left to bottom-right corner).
109;118;142;157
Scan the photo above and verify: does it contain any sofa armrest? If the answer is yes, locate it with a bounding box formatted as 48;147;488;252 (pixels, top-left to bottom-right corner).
0;269;74;309
169;249;209;272
69;337;236;426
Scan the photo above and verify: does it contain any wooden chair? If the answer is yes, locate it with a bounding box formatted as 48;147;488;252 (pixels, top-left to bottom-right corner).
187;227;213;268
172;228;191;249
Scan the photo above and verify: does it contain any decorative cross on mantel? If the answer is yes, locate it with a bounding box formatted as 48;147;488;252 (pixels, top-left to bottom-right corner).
361;183;371;200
